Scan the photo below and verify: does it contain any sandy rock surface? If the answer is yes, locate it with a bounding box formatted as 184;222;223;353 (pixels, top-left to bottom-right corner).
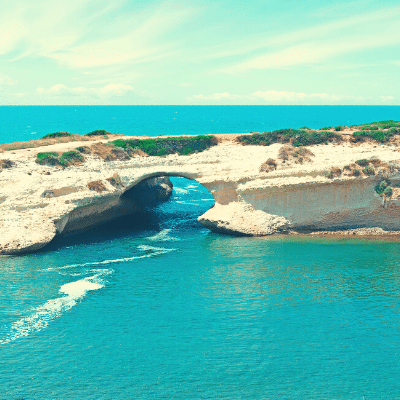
1;133;400;254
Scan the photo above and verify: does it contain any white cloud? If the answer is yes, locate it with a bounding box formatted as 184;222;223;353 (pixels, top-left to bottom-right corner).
215;7;400;74
380;96;395;103
204;6;400;63
193;92;241;101
37;83;134;98
252;90;346;103
0;0;196;70
191;90;366;105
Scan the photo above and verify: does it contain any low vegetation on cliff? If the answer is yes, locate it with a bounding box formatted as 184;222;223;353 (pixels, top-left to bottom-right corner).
112;135;217;156
351;120;400;130
237;129;340;147
0;159;15;170
375;179;393;197
35;150;84;167
325;157;399;183
41;132;73;139
85;130;111;137
259;145;315;173
352;128;400;143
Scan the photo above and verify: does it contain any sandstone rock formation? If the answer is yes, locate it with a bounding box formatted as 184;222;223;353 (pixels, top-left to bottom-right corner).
1;132;400;255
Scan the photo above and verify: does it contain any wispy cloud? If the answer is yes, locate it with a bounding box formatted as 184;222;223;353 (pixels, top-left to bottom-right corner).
37;83;134;98
213;7;400;74
190;90;368;105
193;92;241;101
0;0;196;70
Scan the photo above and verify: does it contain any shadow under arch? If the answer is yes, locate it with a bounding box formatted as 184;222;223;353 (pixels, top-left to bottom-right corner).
39;174;215;254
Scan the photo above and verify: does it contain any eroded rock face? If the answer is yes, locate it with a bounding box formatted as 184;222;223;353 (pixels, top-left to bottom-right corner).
198;202;289;236
0;174;173;255
2;134;400;255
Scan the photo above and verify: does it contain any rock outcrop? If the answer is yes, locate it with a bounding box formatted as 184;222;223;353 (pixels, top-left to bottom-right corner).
2;132;400;255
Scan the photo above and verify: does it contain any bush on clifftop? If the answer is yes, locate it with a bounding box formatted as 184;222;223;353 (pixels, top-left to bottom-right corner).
353;129;395;143
85;130;111;137
375;180;391;196
351;120;400;130
41;132;72;139
112;135;217;156
237;129;339;147
35;150;83;167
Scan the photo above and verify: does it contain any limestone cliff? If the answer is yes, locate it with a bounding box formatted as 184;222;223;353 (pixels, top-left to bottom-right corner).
1;132;400;255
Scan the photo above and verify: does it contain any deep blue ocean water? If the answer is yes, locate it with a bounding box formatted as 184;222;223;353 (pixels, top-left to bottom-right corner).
2;106;400;399
0;105;399;143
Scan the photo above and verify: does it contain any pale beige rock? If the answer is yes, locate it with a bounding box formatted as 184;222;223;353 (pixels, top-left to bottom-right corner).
2;133;400;254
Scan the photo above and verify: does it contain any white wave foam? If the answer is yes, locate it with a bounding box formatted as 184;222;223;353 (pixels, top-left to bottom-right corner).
41;246;174;271
146;229;179;242
0;270;111;345
137;244;175;252
175;200;201;206
174;187;189;194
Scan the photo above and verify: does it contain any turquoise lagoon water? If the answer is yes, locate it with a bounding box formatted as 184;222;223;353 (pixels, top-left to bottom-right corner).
1;106;400;399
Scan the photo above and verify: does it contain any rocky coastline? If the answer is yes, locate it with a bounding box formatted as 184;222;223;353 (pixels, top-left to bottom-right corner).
2;123;400;255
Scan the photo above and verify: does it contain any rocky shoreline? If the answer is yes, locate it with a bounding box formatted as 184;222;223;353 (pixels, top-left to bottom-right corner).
2;125;400;255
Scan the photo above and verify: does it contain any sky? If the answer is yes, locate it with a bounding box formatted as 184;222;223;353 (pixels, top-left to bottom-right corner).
0;0;399;105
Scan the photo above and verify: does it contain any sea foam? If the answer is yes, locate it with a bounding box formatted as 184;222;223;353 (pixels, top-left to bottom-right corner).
146;229;179;242
0;270;111;345
41;245;174;271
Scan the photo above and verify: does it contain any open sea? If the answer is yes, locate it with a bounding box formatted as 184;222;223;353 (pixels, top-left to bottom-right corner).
1;106;400;399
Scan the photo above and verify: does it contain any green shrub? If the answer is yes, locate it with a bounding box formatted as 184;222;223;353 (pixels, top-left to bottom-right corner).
334;126;344;131
383;187;393;197
35;152;67;167
112;135;216;156
352;169;361;176
353;129;394;143
60;151;84;163
41;132;72;139
352;120;400;130
237;129;339;147
355;159;369;166
36;150;83;167
156;148;169;157
362;166;375;175
300;126;310;130
375;180;391;195
85;130;111;136
76;146;91;154
36;152;59;161
320;127;332;130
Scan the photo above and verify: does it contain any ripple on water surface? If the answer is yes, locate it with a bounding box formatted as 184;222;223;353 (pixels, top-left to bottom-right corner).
2;178;400;399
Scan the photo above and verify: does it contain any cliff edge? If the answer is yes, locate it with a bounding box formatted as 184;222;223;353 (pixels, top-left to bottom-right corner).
2;124;400;254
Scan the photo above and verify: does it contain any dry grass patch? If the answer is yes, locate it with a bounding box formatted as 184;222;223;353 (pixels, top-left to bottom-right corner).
0;134;123;152
325;167;342;179
259;158;277;173
87;180;108;192
41;187;81;198
0;159;15;170
278;145;315;164
106;173;124;189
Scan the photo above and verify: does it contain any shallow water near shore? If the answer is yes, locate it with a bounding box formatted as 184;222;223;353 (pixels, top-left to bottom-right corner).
2;106;400;398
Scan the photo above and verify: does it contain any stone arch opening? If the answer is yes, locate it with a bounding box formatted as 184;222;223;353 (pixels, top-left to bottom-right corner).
56;173;216;241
